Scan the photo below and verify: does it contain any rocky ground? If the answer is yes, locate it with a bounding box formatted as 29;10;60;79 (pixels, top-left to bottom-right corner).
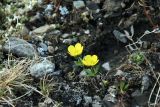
0;0;160;107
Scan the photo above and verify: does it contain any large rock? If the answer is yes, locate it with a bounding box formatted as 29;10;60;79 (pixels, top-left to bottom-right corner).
131;90;149;107
29;59;55;77
3;37;35;57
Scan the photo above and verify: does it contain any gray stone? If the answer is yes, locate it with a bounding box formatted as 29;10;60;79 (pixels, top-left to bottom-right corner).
107;85;118;97
92;103;102;107
86;1;100;13
37;0;44;4
131;90;141;97
37;47;45;56
141;75;150;92
131;90;149;106
103;94;117;103
113;30;127;43
51;70;61;76
3;37;35;57
114;70;125;76
102;100;115;107
79;70;87;77
92;96;102;107
39;42;48;52
84;96;92;106
29;59;55;77
20;25;29;36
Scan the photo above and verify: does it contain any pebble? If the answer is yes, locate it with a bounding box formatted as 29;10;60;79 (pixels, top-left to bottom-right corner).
80;70;87;77
59;6;69;15
84;30;90;34
86;1;100;13
62;33;70;38
45;4;54;12
62;38;77;44
51;30;61;35
48;46;55;54
103;94;117;103
20;25;30;38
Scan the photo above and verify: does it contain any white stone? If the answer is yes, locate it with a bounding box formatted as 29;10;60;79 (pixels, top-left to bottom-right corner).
73;1;85;9
102;62;111;71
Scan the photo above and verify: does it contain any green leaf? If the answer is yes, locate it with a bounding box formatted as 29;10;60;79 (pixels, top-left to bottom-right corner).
74;57;83;66
83;69;95;77
124;83;129;91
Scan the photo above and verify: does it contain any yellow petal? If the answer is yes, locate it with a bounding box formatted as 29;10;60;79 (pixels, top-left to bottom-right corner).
68;45;76;56
82;60;90;66
82;55;92;66
84;55;92;59
92;55;98;61
75;43;83;55
75;43;82;49
92;55;99;65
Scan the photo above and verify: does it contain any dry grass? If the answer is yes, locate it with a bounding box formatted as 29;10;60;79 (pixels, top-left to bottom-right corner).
0;58;32;106
0;57;59;107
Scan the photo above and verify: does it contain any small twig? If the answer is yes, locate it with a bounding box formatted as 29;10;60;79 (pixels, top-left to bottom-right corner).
148;73;160;107
1;97;15;107
54;0;62;12
154;85;160;107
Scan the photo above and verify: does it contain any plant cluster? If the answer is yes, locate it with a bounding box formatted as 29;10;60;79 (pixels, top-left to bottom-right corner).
130;52;145;65
68;43;99;77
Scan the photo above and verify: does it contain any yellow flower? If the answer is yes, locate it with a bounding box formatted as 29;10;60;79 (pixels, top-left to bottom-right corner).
82;55;99;66
68;43;83;57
